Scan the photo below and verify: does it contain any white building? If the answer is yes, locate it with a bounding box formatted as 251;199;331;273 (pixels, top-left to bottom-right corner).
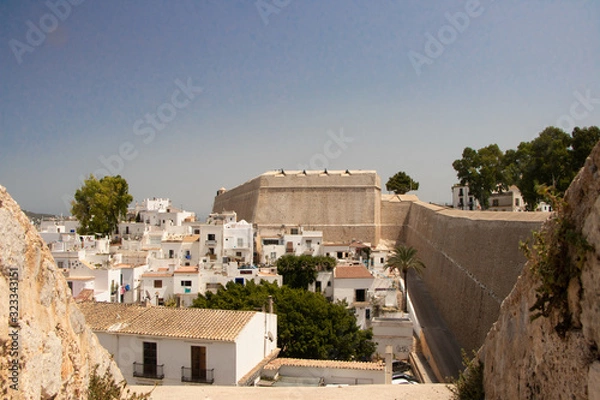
65;259;147;303
133;197;195;228
370;317;414;360
451;184;480;210
223;219;254;264
259;228;324;265
79;302;278;386
141;267;174;306
488;185;525;212
332;264;375;329
536;201;553;212
261;358;386;386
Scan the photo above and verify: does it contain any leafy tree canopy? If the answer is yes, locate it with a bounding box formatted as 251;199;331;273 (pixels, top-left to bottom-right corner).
71;175;133;236
452;144;505;209
386;171;420;194
453;126;600;209
192;280;376;360
276;254;336;289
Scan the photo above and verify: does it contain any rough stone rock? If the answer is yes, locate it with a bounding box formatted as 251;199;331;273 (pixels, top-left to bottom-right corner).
480;142;600;399
0;186;122;400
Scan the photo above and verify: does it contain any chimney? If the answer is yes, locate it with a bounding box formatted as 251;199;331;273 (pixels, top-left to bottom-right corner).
268;295;273;314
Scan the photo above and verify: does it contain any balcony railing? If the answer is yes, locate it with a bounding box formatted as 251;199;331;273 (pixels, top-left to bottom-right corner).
132;362;164;379
181;367;214;384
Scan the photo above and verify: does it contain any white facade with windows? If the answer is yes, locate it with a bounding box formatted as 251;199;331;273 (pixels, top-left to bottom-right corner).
259;229;324;264
223;219;253;264
332;265;375;329
451;184;480;210
488;185;525;212
79;303;278;386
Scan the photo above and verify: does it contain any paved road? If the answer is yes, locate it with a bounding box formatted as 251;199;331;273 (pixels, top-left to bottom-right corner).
408;269;464;380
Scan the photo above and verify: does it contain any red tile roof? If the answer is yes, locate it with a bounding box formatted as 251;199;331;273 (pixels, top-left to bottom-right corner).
78;302;257;342
334;265;373;279
174;266;198;274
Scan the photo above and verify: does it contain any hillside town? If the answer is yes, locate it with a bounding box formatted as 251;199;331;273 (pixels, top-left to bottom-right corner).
30;170;555;390
37;192;421;387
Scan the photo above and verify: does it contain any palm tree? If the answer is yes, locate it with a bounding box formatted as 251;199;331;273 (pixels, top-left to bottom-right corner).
386;245;426;313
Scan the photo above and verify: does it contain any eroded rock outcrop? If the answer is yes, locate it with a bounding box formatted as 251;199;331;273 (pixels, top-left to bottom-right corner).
480;142;600;399
0;186;122;400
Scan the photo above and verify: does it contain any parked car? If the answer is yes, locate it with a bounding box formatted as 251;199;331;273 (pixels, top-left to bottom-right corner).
392;372;419;384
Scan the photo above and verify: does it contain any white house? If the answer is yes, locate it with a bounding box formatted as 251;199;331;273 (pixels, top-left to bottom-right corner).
488;185;525;212
451;184;480;210
173;265;200;307
223;219;254;264
332;264;375;329
141;267;174;306
259;229;324;265
261;358;386;386
78;302;278;386
323;243;351;261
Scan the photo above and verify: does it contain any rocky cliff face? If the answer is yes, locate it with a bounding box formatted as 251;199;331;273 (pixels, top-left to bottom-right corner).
480;143;600;399
0;186;122;400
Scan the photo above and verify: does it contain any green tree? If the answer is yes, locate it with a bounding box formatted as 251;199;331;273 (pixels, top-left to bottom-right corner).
192;281;376;360
570;126;600;172
386;245;425;313
276;254;336;289
452;144;505;209
71;175;133;236
459;126;600;210
386;171;419;194
510;127;573;209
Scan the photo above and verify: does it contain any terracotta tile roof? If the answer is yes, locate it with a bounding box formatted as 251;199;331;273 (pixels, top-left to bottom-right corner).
141;271;173;278
263;358;384;371
182;235;200;243
66;276;95;281
174;266;198;274
74;288;95;303
334;265;373;279
78;302;257;341
78;302;149;331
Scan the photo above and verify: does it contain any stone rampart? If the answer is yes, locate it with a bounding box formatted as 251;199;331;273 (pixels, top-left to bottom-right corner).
213;170;549;355
379;195;413;243
401;202;548;353
213;170;382;244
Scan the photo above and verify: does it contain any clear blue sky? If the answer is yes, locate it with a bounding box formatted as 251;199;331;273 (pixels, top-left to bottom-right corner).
1;0;599;218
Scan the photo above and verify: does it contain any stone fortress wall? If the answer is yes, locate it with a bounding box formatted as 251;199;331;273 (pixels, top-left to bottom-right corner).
212;170;549;353
400;202;548;353
214;170;383;244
